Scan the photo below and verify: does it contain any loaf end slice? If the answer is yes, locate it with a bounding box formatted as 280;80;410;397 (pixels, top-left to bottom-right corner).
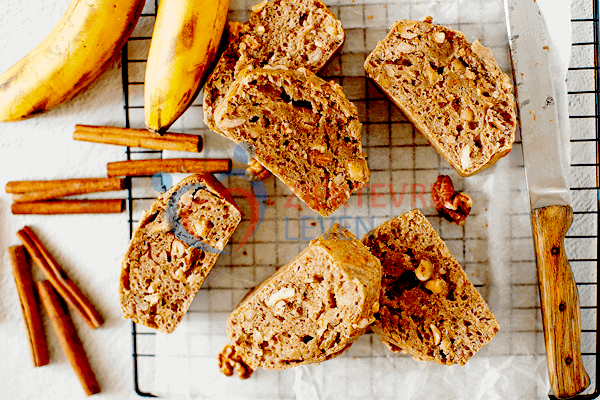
226;223;382;371
364;20;516;176
203;0;345;135
362;209;500;366
119;174;241;333
214;67;369;216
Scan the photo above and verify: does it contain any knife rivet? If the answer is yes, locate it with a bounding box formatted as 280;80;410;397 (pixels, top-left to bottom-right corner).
559;302;566;312
551;246;560;255
565;357;572;366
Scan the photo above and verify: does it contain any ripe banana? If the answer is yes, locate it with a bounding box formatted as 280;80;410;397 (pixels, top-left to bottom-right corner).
0;0;145;122
145;0;230;134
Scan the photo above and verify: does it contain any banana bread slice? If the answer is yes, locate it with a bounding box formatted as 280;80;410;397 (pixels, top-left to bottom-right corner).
364;20;516;177
119;174;241;333
203;0;345;135
214;67;369;216
362;209;500;366
225;223;382;371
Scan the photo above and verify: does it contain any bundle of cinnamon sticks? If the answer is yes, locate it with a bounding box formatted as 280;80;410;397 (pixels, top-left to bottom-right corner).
9;226;103;396
6;178;126;215
6;125;233;215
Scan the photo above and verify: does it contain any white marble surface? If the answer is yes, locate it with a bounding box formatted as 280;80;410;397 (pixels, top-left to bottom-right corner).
0;1;136;399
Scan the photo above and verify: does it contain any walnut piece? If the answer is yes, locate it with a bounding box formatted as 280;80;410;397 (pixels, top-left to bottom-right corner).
425;278;448;295
266;287;295;307
347;159;369;182
430;324;441;345
245;158;271;181
218;344;254;379
431;175;473;225
414;258;434;281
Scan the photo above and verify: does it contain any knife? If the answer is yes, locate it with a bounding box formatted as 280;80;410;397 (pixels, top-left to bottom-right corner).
504;0;590;397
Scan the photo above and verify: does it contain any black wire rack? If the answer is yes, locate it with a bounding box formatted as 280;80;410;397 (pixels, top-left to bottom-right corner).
121;0;600;398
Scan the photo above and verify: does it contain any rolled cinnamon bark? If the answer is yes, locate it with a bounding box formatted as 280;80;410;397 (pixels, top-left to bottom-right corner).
37;280;101;396
9;245;49;367
106;158;231;177
9;178;126;203
17;226;104;329
6;178;124;194
73;124;202;152
12;200;125;215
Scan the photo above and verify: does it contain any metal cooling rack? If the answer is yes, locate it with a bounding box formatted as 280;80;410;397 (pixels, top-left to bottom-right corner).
121;0;600;398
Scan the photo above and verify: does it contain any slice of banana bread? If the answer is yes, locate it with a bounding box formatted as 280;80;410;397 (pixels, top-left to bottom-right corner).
214;67;369;216
364;20;516;177
225;223;382;371
119;174;241;333
203;0;345;135
362;209;500;366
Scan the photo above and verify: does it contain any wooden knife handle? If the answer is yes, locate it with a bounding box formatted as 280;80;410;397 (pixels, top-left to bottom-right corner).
531;204;589;398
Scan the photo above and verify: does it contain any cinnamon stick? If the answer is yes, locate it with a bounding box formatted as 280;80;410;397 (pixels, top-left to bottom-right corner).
17;226;104;329
9;178;125;202
9;245;49;367
106;158;231;177
37;280;101;396
74;124;202;153
12;199;125;215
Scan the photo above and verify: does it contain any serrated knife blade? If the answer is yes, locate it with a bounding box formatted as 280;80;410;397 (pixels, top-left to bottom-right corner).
504;0;589;397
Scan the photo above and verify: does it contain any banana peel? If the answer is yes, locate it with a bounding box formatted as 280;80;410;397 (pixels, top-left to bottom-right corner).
145;0;230;134
0;0;145;122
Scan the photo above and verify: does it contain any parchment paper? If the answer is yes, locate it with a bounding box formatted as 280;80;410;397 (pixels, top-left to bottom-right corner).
147;1;594;399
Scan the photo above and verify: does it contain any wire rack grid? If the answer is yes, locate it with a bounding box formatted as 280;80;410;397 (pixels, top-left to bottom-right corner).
120;0;600;398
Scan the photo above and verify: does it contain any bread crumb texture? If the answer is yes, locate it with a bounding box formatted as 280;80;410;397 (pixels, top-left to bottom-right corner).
365;20;516;176
215;68;369;216
226;223;382;370
204;0;344;133
362;209;500;366
119;174;241;333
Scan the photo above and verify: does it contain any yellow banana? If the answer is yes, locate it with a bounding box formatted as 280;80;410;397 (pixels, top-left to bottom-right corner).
0;0;145;122
145;0;230;134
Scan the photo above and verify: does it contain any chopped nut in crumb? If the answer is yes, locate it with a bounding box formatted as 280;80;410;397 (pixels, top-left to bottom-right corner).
347;159;370;182
251;0;267;13
414;258;434;281
266;287;295;307
245;158;271;181
430;324;441;345
460;145;472;171
425;278;448;295
433;32;445;43
218;344;254;379
431;175;473;225
325;23;337;36
220;118;246;129
171;240;185;258
397;42;415;53
401;32;417;40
